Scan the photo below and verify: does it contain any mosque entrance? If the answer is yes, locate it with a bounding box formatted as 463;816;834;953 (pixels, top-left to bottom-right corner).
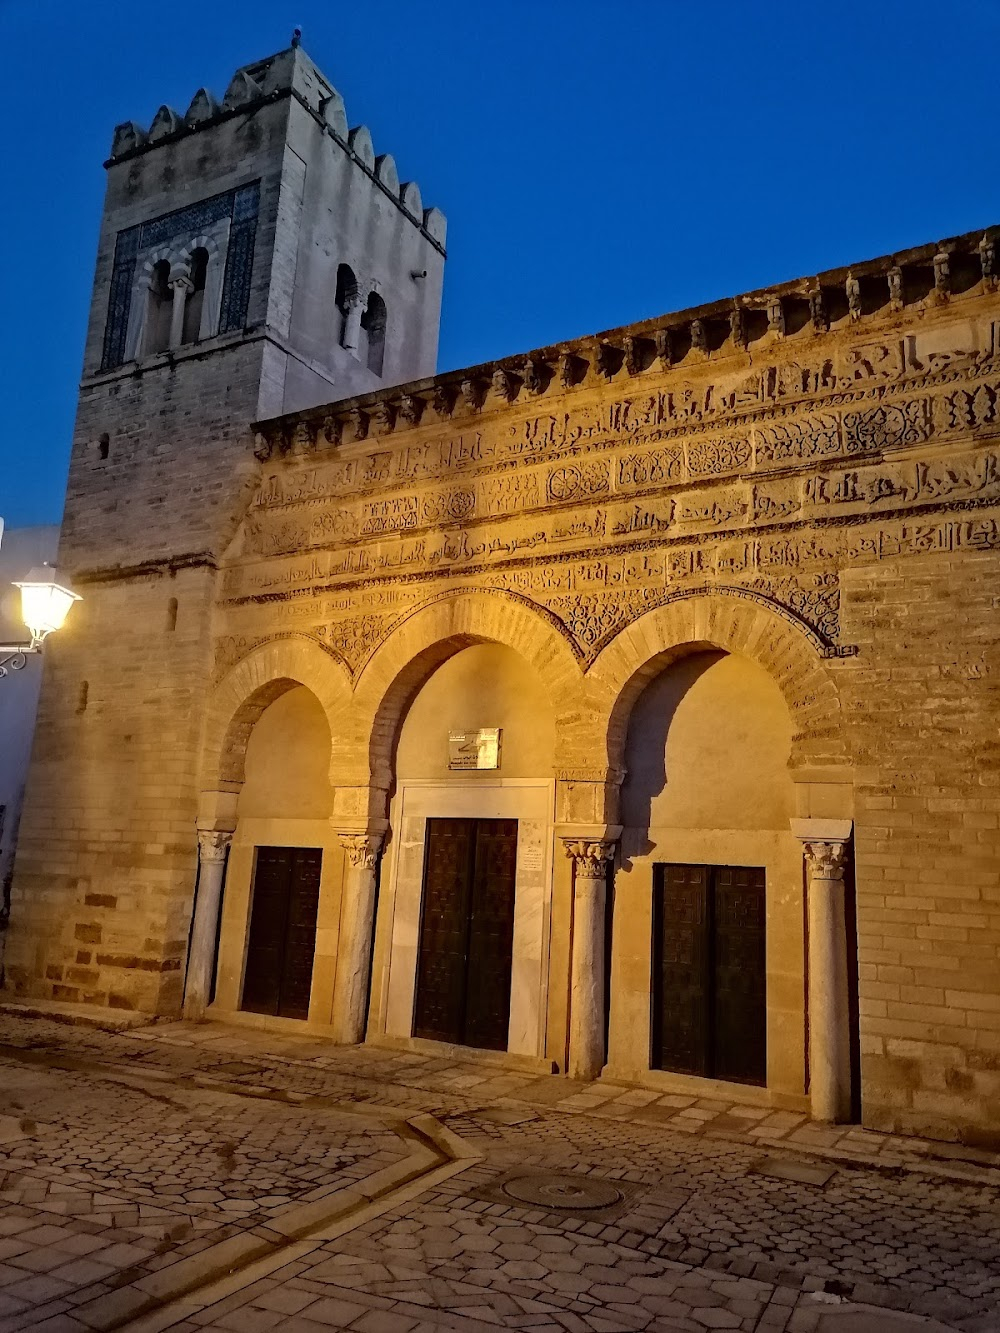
241;846;322;1020
651;863;767;1086
413;818;518;1051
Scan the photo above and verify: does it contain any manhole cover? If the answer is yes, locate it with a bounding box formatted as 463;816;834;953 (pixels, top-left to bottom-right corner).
501;1173;624;1210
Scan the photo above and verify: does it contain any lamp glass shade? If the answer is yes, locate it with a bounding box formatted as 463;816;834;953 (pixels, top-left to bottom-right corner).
14;566;81;641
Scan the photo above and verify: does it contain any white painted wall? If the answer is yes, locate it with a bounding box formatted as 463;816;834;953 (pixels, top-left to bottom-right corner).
0;525;60;932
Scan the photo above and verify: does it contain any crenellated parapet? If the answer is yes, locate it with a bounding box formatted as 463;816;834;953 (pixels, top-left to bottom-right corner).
107;44;446;254
253;220;1000;457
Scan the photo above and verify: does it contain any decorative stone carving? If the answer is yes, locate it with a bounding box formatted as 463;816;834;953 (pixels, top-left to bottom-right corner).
522;359;546;395
397;394;422;427
801;840;848;879
730;306;747;350
596;344;622;380
934;250;951;297
339;832;384;868
290;420;315;456
492;368;517;402
980;233;996;285
809;289;828;332
197;829;232;862
655;328;674;366
252;432;272;462
460;378;485;412
846;274;861;321
767;297;784;337
320;414;342;447
690;319;708;354
888;266;903;311
345;409;368;443
562;839;616;877
432;384;455;417
370;401;394;434
559;353;585;388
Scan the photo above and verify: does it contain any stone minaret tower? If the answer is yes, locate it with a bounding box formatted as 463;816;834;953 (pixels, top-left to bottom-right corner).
3;44;446;1012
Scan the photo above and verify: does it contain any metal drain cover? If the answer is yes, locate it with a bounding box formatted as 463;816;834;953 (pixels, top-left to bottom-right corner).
501;1173;624;1210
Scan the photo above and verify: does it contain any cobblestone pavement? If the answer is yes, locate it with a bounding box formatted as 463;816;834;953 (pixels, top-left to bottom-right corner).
0;1010;998;1333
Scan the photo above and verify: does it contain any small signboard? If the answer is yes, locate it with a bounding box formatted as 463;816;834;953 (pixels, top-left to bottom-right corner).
448;728;502;771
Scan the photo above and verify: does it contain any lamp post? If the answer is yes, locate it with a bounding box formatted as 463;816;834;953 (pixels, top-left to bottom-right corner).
0;564;81;678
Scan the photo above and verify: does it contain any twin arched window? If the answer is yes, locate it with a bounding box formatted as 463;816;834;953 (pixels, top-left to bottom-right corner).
141;246;213;356
335;262;386;377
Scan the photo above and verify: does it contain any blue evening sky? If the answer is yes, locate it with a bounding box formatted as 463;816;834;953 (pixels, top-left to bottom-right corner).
3;0;999;528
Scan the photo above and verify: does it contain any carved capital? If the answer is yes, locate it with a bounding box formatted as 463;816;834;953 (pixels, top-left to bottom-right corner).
491;368;518;402
562;839;616;878
370;401;394;433
460;378;485;412
339;832;384;870
344;409;368;443
397;394;422;427
432;384;455;417
290;420;315;455
197;829;232;863
802;840;849;881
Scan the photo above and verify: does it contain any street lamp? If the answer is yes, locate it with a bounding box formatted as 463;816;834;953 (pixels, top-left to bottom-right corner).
0;564;81;679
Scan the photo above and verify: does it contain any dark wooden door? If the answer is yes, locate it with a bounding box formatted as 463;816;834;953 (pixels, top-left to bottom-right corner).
413;818;517;1051
652;863;766;1086
242;846;322;1020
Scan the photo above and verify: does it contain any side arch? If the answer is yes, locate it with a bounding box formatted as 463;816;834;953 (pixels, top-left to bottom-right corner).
202;634;353;789
587;591;850;774
331;588;585;788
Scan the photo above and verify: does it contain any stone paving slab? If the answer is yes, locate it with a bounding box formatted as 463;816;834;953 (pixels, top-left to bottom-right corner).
0;1013;998;1332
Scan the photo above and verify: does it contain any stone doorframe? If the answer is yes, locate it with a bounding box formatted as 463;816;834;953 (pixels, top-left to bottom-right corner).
370;779;556;1061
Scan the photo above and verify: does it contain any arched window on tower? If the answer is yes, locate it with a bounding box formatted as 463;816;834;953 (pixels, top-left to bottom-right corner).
362;291;387;376
335;263;360;351
181;248;209;345
144;260;172;355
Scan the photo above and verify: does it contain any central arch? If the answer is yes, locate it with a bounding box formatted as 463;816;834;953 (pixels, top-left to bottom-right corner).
339;589;582;1062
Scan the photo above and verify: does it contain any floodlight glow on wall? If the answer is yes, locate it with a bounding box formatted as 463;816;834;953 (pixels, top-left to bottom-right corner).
1;564;81;679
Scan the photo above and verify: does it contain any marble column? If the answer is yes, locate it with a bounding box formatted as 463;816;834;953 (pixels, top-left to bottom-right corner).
330;831;384;1044
183;829;232;1021
342;295;364;352
792;818;854;1123
562;838;617;1080
168;271;193;349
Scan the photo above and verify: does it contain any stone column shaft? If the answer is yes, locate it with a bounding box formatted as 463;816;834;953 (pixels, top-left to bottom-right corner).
183;830;232;1021
168;275;192;349
563;839;616;1080
331;832;384;1044
792;819;854;1123
342;296;364;352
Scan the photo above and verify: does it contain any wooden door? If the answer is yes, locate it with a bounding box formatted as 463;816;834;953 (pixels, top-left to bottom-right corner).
413;818;517;1051
465;819;518;1051
242;846;322;1020
652;863;766;1086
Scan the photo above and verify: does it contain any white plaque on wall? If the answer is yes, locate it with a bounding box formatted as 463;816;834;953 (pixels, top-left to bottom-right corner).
448;728;502;770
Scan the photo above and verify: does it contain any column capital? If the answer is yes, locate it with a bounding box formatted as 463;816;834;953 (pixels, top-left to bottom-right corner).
197;829;232;863
561;837;618;877
338;831;384;869
790;818;852;881
801;840;849;881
